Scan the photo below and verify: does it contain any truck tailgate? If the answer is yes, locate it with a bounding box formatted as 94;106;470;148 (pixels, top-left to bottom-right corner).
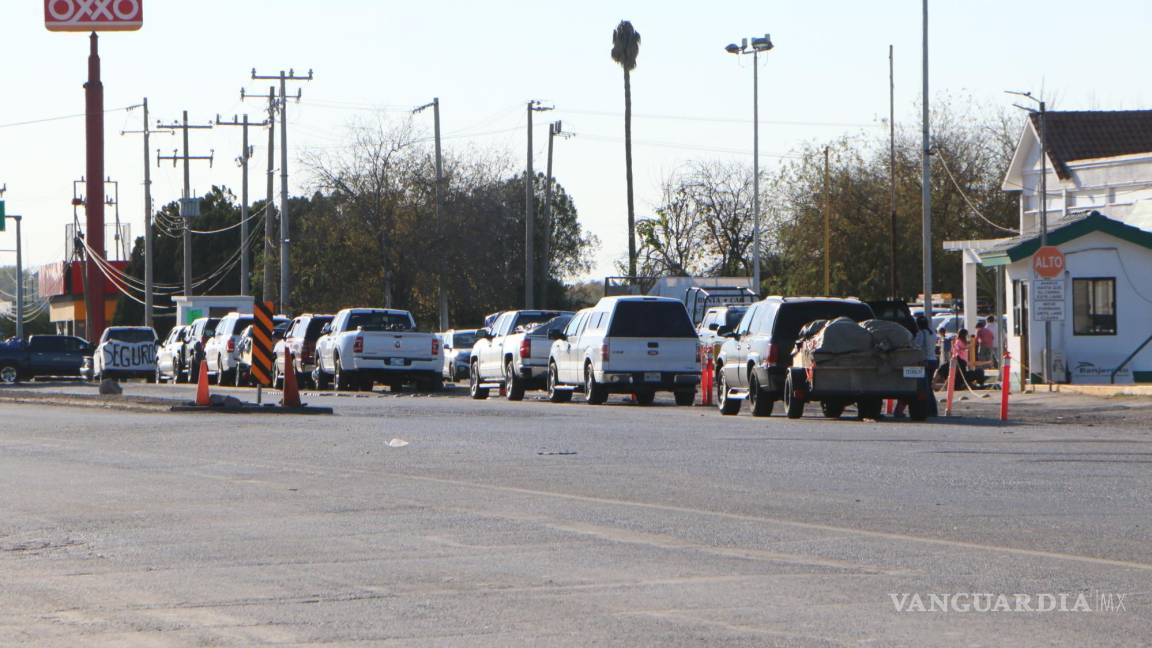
361;332;433;359
605;337;699;372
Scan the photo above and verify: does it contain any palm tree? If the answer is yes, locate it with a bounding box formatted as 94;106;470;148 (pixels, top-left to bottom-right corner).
611;20;641;278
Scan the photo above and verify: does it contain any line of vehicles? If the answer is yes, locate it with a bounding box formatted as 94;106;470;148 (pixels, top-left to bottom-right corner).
0;288;939;421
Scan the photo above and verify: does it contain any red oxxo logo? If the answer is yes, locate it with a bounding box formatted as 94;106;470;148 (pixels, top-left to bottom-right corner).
45;0;144;31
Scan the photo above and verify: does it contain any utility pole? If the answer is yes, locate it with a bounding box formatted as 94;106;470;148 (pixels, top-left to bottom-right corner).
251;68;313;314
889;45;898;300
216;113;270;296
823;146;831;295
103;178;123;260
0;191;23;340
157;111;214;298
525;100;553;309
1039;98;1051;386
414;98;448;329
121;98;171;328
541;120;566;308
920;0;934;321
242;86;279;305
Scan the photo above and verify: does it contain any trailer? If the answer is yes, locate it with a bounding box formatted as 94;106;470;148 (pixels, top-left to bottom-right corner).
783;344;932;421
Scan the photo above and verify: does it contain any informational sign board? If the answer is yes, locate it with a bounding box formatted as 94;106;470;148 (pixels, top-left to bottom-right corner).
45;0;143;31
1032;271;1066;322
98;339;156;372
250;301;276;386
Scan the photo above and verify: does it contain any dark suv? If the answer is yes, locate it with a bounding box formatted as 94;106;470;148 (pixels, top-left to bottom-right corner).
716;297;874;416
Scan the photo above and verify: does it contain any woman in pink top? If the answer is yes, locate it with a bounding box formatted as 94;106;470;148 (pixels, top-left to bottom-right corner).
951;329;970;388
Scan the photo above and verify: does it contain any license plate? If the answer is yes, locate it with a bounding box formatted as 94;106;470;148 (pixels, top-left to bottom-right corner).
903;366;925;378
388;358;405;366
644;372;661;382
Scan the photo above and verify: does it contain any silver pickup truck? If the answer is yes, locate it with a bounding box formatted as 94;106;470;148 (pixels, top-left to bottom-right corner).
469;310;572;400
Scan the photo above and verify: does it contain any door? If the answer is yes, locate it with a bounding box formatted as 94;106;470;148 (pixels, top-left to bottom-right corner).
558;313;587;384
481;313;511;378
1014;280;1030;389
726;305;757;387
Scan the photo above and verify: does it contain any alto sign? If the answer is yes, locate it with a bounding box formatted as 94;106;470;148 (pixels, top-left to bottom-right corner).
1032;245;1065;279
45;0;143;31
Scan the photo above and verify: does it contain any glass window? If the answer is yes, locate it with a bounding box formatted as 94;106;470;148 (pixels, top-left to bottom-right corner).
606;301;696;338
105;329;157;344
564;313;586;337
724;307;748;330
752;302;778;333
735;305;757;335
528;315;573;338
451;331;478;348
1073;278;1116;335
347;311;415;332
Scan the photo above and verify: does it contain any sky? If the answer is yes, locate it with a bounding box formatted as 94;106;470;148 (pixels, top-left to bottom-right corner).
1;0;1149;283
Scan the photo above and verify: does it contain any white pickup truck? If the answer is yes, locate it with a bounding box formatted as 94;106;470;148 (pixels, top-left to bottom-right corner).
313;308;443;392
469;310;572;400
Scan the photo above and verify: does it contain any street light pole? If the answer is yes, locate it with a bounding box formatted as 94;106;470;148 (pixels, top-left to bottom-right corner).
725;34;773;297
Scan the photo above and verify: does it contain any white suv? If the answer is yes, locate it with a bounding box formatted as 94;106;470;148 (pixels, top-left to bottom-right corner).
546;296;701;406
204;312;254;385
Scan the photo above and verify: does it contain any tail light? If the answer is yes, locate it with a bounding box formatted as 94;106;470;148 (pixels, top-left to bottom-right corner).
226;338;235;353
519;338;531;359
353;336;364;353
431;338;440;356
766;343;779;365
601;342;610;363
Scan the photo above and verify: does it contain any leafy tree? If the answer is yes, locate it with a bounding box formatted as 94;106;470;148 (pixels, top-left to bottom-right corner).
611;19;641;278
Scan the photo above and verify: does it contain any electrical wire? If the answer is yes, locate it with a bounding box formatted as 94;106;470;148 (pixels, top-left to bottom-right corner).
935;150;1020;234
0;105;132;130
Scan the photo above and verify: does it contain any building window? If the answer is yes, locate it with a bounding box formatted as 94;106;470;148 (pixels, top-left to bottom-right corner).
1072;278;1116;335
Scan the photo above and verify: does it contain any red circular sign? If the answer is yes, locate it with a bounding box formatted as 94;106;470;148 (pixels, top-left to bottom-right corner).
1032;245;1065;279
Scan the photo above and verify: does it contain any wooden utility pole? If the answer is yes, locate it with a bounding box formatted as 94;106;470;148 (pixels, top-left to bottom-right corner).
157;111;214;299
242;86;279;306
889;45;898;299
216;112;270;296
823;146;831;295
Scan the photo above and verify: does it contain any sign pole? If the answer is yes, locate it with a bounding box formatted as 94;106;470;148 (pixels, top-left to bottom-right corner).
84;32;106;343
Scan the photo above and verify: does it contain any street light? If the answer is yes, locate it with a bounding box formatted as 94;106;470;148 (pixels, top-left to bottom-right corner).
1006;89;1052;386
725;33;773;296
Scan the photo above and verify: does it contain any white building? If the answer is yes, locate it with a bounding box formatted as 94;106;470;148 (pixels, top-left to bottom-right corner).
947;110;1152;387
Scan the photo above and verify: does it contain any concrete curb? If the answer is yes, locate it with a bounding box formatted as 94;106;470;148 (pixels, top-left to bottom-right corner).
169;403;334;415
0;391;174;413
1048;384;1152;398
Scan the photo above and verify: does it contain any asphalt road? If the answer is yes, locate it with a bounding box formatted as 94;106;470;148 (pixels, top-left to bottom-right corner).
1;382;1150;646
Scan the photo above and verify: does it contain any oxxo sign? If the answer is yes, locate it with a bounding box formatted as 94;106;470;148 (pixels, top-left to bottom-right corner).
45;0;143;31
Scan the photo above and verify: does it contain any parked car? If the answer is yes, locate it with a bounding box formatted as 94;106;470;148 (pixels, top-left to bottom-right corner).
204;312;258;385
92;326;158;382
697;305;749;357
0;335;91;384
932;313;964;336
440;328;479;381
715;297;875;416
182;317;220;382
545;297;701;406
236;318;291;386
469;310;573;400
272;314;333;388
313;308;443;391
156;325;189;383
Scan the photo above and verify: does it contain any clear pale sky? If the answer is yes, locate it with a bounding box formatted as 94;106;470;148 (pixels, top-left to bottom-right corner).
2;1;1148;282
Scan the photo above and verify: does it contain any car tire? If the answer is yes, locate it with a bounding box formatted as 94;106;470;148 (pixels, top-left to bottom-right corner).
673;390;695;406
748;374;774;417
857;398;883;420
334;354;354;391
820;400;845;419
784;372;806;419
216;356;229;386
909;398;929;421
547;363;571;403
505;361;525;401
717;369;741;416
635;389;656;406
154;366;163;385
312;361;331;390
469;361;489;399
4;366;23;382
584;365;607;405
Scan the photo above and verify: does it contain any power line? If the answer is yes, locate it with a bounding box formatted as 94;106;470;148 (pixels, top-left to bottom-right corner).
0;105;132;130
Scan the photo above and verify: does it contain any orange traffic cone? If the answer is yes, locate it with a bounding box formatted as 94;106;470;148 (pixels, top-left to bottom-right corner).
280;348;301;408
195;359;211;406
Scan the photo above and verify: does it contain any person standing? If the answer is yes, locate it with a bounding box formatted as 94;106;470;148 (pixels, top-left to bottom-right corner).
895;316;938;417
975;320;995;366
952;328;970;388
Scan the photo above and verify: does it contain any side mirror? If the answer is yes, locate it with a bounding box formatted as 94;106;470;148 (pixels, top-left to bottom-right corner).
707;322;720;331
479;327;493;339
716;325;732;336
320;324;332;335
548;329;567;341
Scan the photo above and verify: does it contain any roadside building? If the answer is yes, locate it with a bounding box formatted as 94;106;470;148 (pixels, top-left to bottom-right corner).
945;110;1152;387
